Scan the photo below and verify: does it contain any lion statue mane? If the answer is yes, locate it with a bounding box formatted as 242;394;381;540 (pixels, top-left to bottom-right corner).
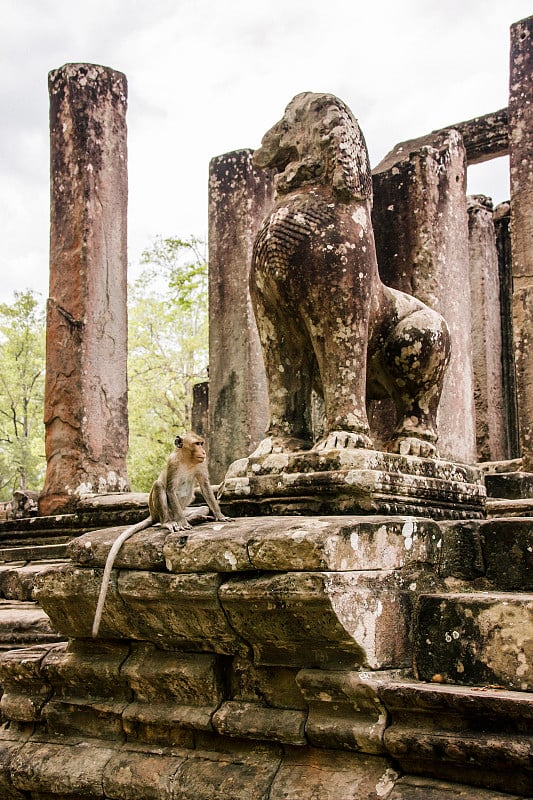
250;92;450;458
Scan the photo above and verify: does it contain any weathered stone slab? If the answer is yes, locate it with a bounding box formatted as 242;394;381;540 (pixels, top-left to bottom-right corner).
42;638;131;700
296;668;395;753
103;748;187;800
436;521;484;580
172;743;281;800
0;644;61;722
229;657;306;710
43;696;128;740
163;524;256;573
480;518;533;590
246;516;441;573
414;592;533;690
219;570;414;669
388;775;523;800
485;470;533;499
220;449;485;519
0;728;31;800
68;524;167;570
117;571;245;654
34;565;247;653
10;738;118;797
268;748;399;800
212;701;306;745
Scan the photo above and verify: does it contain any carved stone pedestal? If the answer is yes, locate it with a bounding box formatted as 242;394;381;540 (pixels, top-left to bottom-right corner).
220;448;486;520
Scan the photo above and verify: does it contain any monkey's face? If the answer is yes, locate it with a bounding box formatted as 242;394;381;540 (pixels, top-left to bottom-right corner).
190;440;207;463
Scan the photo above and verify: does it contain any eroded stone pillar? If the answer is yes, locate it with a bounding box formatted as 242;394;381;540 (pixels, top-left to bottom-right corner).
372;130;476;464
208;150;272;482
467;195;506;462
40;64;129;515
494;202;520;458
509;16;533;469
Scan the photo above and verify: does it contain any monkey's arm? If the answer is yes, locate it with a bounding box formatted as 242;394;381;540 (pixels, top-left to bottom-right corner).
92;516;153;637
166;485;193;531
197;472;232;522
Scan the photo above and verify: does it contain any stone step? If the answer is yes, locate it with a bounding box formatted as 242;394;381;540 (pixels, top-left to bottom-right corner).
0;599;62;651
414;591;533;691
380;679;533;796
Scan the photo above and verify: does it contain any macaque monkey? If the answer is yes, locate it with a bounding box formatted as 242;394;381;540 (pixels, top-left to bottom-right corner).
92;432;231;637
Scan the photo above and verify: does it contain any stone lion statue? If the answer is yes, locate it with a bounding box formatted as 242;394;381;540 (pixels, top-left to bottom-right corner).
250;92;451;458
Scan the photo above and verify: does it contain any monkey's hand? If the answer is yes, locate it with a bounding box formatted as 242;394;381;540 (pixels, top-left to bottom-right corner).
163;519;192;532
214;514;233;523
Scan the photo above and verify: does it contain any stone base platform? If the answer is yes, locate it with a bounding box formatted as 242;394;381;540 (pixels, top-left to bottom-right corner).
0;513;531;798
219;448;486;519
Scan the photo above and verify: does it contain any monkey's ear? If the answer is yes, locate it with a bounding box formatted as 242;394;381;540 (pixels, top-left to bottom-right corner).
175;435;183;448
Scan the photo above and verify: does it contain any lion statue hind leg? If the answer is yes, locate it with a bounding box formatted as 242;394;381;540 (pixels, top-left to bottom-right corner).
380;304;451;459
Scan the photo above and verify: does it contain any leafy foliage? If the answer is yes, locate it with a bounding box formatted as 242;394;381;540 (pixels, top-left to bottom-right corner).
0;290;46;500
127;236;209;490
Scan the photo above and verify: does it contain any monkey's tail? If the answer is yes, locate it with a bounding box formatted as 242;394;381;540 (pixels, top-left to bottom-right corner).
91;516;153;638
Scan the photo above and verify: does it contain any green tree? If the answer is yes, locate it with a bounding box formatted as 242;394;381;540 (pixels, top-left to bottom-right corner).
0;290;46;500
127;236;209;490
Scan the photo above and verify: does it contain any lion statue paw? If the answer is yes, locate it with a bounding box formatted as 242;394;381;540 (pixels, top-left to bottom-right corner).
313;430;374;451
389;436;438;459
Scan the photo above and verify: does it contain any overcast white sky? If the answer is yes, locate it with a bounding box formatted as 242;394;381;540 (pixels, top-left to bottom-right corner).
0;0;530;304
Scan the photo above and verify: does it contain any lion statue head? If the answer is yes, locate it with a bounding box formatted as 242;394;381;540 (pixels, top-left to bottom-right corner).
253;92;373;202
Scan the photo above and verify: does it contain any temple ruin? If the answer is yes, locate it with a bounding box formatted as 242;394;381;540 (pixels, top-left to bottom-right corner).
0;14;531;800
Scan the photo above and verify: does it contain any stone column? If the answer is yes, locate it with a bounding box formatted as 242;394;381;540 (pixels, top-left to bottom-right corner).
509;16;533;469
208;149;273;482
494;202;520;458
467;196;506;462
40;64;129;516
372;129;476;464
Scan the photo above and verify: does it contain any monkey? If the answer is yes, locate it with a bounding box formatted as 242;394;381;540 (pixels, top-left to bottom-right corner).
92;432;231;637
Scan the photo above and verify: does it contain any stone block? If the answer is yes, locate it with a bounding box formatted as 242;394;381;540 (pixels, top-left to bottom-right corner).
212;701;306;745
41;637;131;700
10;738;118;797
437;521;484;580
172;744;281;800
163;524;255;573
228;657;306;710
0;644;61;722
219;570;412;669
268;748;399;800
116;571;245;653
246;515;441;572
0;562;65;601
103;748;187;800
0;728;30;800
414;592;533;690
34;564;246;653
68;525;167;570
480;518;533;590
387;775;524;800
120;644;221;743
296;668;393;753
